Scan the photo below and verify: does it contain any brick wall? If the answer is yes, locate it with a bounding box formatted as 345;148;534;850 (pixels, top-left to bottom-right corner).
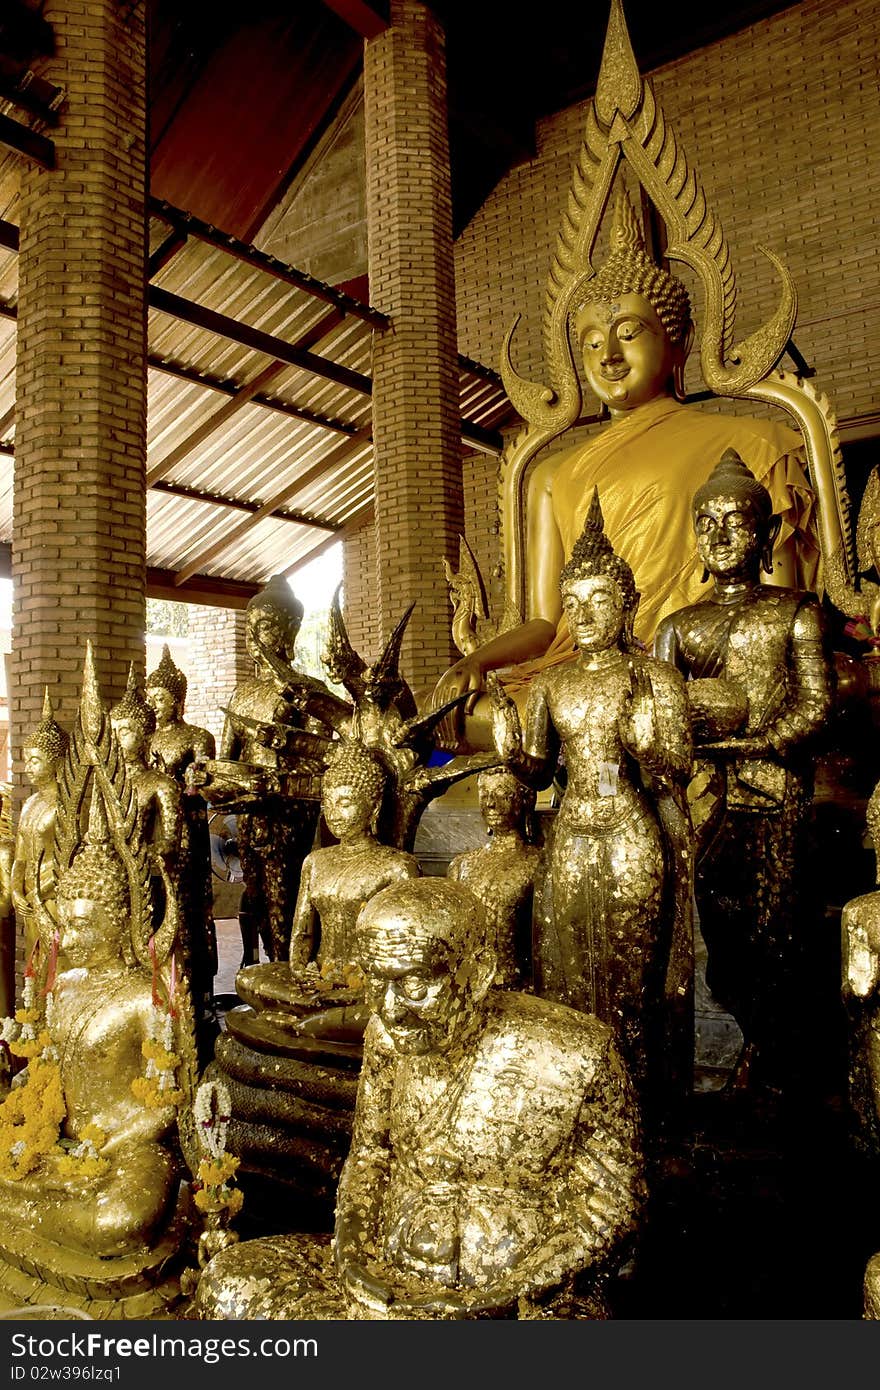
185;606;250;750
11;0;148;775
456;0;879;427
364;0;464;694
342;512;380;657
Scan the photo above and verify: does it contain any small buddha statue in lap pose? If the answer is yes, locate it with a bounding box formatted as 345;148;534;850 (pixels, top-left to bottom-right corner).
288;741;419;983
10;691;69;965
0;644;194;1312
431;190;817;749
238;741;419;1037
146;646;218;1027
195;878;644;1320
448;768;541;989
493;492;693;1111
655;450;833;1092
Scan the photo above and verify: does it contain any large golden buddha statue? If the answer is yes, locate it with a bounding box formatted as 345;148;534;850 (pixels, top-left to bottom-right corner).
433;0;851;751
195;879;644;1320
0;646;195;1316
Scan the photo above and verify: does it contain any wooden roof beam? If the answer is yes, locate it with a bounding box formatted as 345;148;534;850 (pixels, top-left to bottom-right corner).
151;480;338;532
150;197;389;331
148;285;373;397
317;0;388;40
148;356;357;436
173;425;373;587
0;111;54;168
147;568;259;609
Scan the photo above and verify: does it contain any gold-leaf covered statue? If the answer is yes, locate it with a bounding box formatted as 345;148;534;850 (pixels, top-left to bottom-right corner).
237;740;419;1040
656;450;834;1092
293;591;503;849
842;783;880;1318
206;576;328;964
447;768;541;988
195;879;644;1320
146;645;218;1034
10;690;69;966
495;492;693;1115
0;644;196;1316
431;0;852;751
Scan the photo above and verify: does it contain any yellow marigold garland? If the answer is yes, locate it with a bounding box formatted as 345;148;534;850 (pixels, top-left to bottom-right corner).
0;1053;65;1180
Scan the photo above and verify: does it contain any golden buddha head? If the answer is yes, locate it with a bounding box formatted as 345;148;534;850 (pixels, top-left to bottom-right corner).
321;741;387;841
23;688;68;788
110;666;156;760
357;880;495;1057
477;768;535;836
560;490;639;650
570;188;692;411
245;575;304;666
56;787;130;967
693;449;781;581
146;644;187;726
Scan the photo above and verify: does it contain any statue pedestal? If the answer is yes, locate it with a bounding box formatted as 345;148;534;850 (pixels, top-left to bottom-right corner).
0;1188;191;1319
205;965;361;1229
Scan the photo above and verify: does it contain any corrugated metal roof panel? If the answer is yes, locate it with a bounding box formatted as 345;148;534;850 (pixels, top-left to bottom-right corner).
0;206;509;585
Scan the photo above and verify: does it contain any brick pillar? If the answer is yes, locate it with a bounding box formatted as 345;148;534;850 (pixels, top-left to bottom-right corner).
11;0;148;767
364;0;463;691
186;606;250;750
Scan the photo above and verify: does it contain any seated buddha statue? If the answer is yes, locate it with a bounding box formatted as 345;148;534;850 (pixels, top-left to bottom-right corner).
0;646;193;1315
0;830;178;1259
447;768;542;989
433;190;817;749
10;691;69;965
195;878;644;1320
237;739;419;1039
493;492;693;1117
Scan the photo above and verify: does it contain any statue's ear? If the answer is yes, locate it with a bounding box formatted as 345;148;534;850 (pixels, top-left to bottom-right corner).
470;946;497;1004
762;513;783;575
623;594;641;649
672;321;695;401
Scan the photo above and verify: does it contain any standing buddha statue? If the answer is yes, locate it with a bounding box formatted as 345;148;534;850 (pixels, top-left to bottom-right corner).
10;690;69;966
447;768;542;989
656;450;834;1092
110;667;183;922
495;493;693;1114
213;575;325;964
146;645;218;1031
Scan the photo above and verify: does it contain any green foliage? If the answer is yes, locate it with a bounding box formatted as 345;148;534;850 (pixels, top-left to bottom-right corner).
146;598;189;638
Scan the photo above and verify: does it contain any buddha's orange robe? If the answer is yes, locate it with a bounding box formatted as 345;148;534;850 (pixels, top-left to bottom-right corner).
502;395;818;699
